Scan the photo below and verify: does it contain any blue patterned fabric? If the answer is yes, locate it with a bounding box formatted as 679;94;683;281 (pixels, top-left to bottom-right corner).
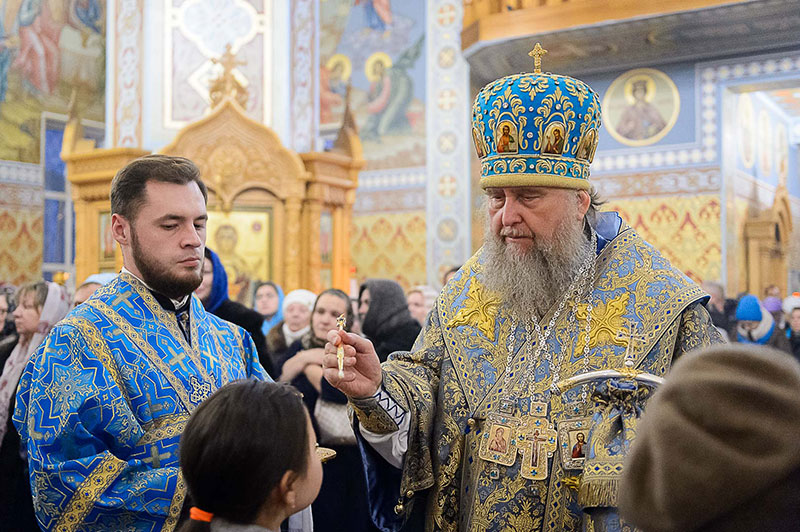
472;65;601;190
13;273;266;532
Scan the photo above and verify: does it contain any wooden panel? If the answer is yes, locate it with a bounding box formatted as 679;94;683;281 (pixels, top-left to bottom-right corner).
462;0;750;50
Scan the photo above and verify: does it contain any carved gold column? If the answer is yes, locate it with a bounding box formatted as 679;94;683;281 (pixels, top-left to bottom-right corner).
303;185;324;293
745;220;772;296
333;189;357;291
743;188;793;296
745;219;787;296
301;151;361;293
284;196;303;291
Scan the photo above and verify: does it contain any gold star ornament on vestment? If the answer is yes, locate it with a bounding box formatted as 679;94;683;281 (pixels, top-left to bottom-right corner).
447;281;501;341
575;293;630;349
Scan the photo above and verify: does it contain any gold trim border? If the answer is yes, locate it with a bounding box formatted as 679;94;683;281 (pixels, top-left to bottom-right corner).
137;414;190;446
54;454;126;532
163;471;187;532
480;173;591;190
60;316;133;408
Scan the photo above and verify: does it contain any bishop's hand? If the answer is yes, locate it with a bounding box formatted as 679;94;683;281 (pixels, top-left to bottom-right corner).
323;330;382;399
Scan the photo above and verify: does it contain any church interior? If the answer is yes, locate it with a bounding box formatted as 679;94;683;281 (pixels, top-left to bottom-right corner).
3;2;800;531
0;0;799;302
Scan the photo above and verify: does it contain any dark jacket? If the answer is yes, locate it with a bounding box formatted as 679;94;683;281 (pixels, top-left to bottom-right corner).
768;326;792;354
0;334;18;374
0;339;37;530
0;320;18;367
266;320;289;371
277;336;346;438
360;279;421;362
789;329;800;362
707;298;737;338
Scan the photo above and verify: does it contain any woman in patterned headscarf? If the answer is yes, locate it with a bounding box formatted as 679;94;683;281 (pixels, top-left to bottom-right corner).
0;281;70;530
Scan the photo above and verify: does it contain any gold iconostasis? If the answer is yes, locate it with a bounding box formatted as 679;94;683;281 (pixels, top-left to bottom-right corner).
63;89;363;302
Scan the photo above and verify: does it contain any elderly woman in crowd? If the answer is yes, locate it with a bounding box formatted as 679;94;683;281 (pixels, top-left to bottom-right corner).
0;281;70;529
266;289;316;371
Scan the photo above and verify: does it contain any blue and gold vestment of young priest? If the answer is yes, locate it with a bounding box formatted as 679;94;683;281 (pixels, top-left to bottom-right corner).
13;272;266;531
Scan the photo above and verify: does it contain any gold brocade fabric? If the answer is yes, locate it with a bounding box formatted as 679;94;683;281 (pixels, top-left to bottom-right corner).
368;226;722;532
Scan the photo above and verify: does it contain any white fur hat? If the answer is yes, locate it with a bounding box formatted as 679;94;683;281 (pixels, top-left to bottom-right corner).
282;289;317;314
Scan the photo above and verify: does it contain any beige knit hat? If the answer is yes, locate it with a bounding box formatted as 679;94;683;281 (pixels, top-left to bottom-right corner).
618;344;800;532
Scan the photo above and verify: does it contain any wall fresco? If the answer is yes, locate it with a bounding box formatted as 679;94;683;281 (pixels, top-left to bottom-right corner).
350;210;426;290
0;0;105;162
320;0;426;170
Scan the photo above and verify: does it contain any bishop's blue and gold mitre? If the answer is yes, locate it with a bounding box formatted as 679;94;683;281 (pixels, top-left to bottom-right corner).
473;44;601;190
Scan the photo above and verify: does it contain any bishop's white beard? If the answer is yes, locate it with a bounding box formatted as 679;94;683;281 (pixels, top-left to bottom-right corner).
482;205;594;320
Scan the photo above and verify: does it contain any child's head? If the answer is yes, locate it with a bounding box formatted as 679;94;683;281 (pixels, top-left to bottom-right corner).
179;380;322;530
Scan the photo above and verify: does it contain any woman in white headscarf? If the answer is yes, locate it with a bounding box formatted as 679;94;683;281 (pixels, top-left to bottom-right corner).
0;281;70;529
265;289;317;372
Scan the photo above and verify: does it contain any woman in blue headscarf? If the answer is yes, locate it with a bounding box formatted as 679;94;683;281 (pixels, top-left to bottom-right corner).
254;281;284;337
196;248;276;378
734;294;791;353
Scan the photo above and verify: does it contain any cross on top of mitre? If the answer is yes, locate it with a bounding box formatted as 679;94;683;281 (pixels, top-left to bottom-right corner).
528;43;547;74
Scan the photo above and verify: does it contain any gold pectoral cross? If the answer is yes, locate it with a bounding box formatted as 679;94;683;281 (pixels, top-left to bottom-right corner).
480;400;558;480
518;417;558;480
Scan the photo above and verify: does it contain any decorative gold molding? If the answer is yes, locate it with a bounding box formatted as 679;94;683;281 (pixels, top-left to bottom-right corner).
160;99;309;210
67;84;363;293
461;0;751;50
744;185;793;296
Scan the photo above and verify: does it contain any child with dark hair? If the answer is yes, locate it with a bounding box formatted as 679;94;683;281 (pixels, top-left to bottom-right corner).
179;380;322;532
276;288;377;532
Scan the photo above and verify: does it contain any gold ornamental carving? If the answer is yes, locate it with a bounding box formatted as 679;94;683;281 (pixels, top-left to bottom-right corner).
64;52;363;292
209;44;249;109
160;101;308;209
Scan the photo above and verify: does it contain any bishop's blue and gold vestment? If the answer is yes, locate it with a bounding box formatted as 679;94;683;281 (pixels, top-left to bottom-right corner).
13;272;266;531
351;215;723;532
349;46;723;531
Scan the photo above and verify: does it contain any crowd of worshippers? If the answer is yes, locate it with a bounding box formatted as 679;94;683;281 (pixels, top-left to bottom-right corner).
0;268;438;530
0;161;799;531
701;280;800;357
2;265;800;532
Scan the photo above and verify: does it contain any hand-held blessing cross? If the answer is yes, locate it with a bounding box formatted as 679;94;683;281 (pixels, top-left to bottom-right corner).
336;313;346;378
